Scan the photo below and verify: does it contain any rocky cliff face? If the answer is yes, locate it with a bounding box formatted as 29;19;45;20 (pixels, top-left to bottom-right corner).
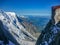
17;16;40;38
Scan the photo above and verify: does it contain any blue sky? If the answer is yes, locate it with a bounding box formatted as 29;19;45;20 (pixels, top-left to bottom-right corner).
0;0;60;16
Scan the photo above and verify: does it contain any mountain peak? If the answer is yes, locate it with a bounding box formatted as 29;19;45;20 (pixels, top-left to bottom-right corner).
0;10;37;45
5;12;16;17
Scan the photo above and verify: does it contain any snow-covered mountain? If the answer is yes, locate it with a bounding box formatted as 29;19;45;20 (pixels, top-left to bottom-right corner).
0;10;37;45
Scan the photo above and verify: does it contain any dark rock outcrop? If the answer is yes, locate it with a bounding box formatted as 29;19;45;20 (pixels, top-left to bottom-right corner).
0;20;9;44
0;20;20;45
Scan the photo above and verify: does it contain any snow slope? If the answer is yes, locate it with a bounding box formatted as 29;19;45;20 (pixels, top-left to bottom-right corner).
0;10;37;45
